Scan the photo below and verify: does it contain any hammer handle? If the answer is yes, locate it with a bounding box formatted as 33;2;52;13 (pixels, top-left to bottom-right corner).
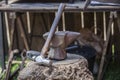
41;3;66;57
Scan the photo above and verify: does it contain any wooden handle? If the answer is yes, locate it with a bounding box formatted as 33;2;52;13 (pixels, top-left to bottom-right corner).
84;0;90;10
41;3;66;57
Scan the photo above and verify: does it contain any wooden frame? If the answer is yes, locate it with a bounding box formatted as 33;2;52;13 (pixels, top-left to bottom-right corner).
0;1;120;12
0;0;120;80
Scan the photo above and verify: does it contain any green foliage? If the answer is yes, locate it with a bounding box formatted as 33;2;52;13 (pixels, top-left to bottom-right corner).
112;45;115;62
11;63;19;73
0;71;6;80
0;67;1;73
0;63;20;80
104;62;120;80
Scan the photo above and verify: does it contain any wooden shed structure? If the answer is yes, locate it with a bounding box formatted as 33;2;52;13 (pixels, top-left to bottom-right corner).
0;0;120;80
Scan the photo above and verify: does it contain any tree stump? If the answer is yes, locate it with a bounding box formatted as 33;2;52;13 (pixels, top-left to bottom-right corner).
18;54;94;80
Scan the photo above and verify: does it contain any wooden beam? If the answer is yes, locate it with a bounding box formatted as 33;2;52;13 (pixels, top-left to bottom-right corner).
0;2;120;12
4;12;10;48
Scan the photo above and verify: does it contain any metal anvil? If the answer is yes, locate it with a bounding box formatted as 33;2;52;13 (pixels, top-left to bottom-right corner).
43;31;80;60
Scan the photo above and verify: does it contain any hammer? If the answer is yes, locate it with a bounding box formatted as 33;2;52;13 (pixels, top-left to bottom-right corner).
27;3;66;65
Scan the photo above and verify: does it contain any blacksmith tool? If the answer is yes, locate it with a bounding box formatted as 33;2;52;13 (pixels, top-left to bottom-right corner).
27;3;66;65
43;31;80;60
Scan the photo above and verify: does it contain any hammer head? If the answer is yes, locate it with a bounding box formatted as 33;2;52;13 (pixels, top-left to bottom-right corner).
26;50;41;60
35;56;52;66
26;50;52;66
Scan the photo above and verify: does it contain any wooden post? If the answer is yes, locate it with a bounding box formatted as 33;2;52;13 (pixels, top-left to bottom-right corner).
103;12;107;41
94;12;97;34
116;13;120;33
0;12;5;70
55;12;59;31
81;12;84;29
8;12;16;53
4;12;11;48
26;12;31;34
97;12;114;80
62;12;66;31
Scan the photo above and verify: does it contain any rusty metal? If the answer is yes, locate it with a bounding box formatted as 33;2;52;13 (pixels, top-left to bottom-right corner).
26;3;66;65
43;31;80;60
41;3;66;58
